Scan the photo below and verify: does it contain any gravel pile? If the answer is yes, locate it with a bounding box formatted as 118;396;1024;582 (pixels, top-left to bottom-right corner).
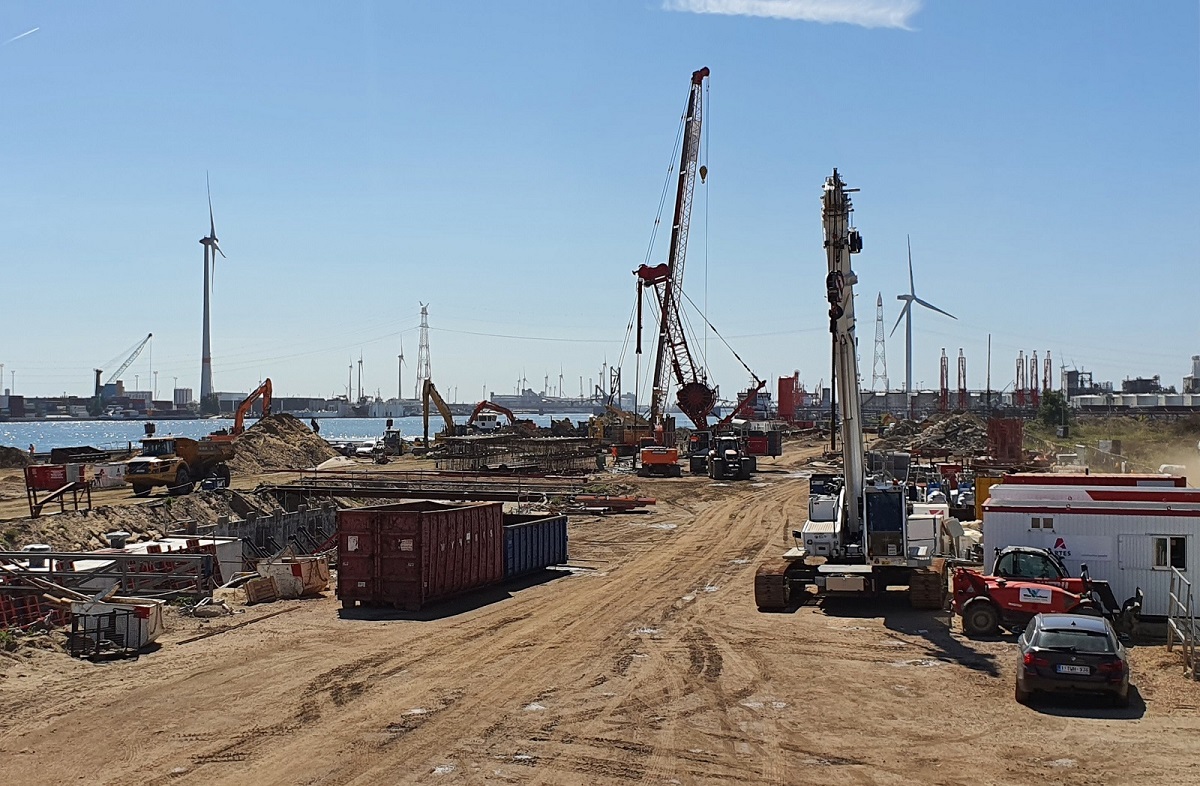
228;414;340;474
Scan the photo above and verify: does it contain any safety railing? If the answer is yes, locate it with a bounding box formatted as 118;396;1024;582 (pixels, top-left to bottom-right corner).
1166;567;1198;680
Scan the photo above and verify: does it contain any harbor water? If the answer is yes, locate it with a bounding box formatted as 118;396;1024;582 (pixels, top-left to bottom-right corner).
1;414;594;453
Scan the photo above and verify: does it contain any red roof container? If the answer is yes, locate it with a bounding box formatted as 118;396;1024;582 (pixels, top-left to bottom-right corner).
337;501;503;611
1003;473;1186;488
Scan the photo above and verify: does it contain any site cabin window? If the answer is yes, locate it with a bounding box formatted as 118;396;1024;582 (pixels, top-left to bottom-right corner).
1152;536;1187;571
1030;516;1054;531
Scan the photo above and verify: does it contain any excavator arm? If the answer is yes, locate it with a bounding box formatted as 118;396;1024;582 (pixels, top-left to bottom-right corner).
468;400;516;426
232;379;272;436
422;379;456;444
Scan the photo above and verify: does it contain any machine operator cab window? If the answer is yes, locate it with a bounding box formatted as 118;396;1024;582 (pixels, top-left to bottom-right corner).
140;439;176;457
994;549;1065;580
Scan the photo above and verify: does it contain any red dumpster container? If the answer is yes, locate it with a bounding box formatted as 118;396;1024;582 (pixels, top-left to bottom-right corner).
25;464;68;492
337;501;504;611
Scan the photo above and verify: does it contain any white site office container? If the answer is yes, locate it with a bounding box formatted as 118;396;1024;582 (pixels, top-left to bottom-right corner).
983;474;1200;617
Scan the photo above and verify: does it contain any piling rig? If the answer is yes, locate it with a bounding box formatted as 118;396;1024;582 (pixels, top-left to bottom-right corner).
635;67;717;440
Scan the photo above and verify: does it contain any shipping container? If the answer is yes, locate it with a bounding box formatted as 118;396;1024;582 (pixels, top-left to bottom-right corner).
338;501;503;611
503;513;568;580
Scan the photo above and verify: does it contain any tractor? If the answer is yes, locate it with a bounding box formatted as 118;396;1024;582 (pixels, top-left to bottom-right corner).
707;434;754;481
952;546;1142;637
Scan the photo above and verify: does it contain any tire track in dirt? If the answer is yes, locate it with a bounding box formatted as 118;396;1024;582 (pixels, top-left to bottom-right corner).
258;464;816;784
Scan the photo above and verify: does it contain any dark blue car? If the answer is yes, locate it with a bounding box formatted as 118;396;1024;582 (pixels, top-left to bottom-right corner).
1015;613;1131;707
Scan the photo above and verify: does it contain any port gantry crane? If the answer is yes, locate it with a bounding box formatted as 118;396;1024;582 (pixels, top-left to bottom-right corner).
93;333;153;401
754;170;946;611
635;67;717;436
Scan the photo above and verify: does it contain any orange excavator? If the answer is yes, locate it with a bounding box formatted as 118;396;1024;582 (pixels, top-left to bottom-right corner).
208;378;272;444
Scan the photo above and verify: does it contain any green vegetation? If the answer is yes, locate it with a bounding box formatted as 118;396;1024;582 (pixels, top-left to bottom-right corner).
0;628;19;652
1037;390;1070;428
1028;414;1200;474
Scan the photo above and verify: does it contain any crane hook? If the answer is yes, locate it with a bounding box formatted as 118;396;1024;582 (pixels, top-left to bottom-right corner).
699;165;708;183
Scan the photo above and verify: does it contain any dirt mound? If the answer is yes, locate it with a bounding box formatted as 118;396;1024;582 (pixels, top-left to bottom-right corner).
228;413;340;474
0;446;31;468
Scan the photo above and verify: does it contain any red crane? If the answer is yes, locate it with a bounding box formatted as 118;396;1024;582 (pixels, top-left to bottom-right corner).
636;67;716;433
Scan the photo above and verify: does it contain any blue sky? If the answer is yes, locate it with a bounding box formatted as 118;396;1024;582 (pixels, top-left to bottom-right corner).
1;1;1197;404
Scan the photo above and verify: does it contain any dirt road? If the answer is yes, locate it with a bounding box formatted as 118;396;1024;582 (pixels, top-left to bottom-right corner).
1;449;1197;785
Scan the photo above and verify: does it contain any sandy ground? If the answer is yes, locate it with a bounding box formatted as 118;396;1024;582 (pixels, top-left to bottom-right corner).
1;446;1198;785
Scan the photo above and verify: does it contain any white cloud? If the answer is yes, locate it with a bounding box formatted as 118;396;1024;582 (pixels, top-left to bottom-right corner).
663;0;921;30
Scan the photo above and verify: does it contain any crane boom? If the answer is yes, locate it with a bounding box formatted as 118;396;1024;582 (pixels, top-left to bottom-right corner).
822;169;865;537
637;67;715;432
104;333;153;387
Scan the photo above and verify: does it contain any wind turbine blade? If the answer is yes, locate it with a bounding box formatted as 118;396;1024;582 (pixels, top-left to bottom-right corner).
889;301;911;336
213;241;226;259
907;234;915;295
207;172;216;238
913;297;956;320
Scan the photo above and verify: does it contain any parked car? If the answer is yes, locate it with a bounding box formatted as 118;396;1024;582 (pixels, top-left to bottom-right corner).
354;440;380;459
1015;613;1130;707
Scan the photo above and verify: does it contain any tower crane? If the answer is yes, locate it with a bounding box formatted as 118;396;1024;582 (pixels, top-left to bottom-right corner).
94;333;153;401
635;67;716;434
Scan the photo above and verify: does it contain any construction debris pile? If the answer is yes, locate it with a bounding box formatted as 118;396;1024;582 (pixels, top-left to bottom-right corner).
0;446;31;468
871;412;988;455
1;489;278;551
229;413;340;474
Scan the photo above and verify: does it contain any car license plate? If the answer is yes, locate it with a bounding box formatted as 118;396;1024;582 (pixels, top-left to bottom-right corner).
1056;664;1090;675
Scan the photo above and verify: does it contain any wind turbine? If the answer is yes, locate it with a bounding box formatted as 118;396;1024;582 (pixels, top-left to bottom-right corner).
890;235;955;395
199;174;225;405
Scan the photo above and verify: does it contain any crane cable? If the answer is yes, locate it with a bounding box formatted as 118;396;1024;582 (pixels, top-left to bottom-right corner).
678;288;762;385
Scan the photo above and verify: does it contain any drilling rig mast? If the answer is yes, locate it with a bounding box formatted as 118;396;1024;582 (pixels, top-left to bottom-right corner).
635;67;716;433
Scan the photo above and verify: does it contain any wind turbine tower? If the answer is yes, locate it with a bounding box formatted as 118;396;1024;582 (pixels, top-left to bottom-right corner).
871;292;889;391
414;303;432;399
198;175;225;404
890;235;956;395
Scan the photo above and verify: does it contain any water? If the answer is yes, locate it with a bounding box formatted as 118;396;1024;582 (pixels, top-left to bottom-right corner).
1;413;594;452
